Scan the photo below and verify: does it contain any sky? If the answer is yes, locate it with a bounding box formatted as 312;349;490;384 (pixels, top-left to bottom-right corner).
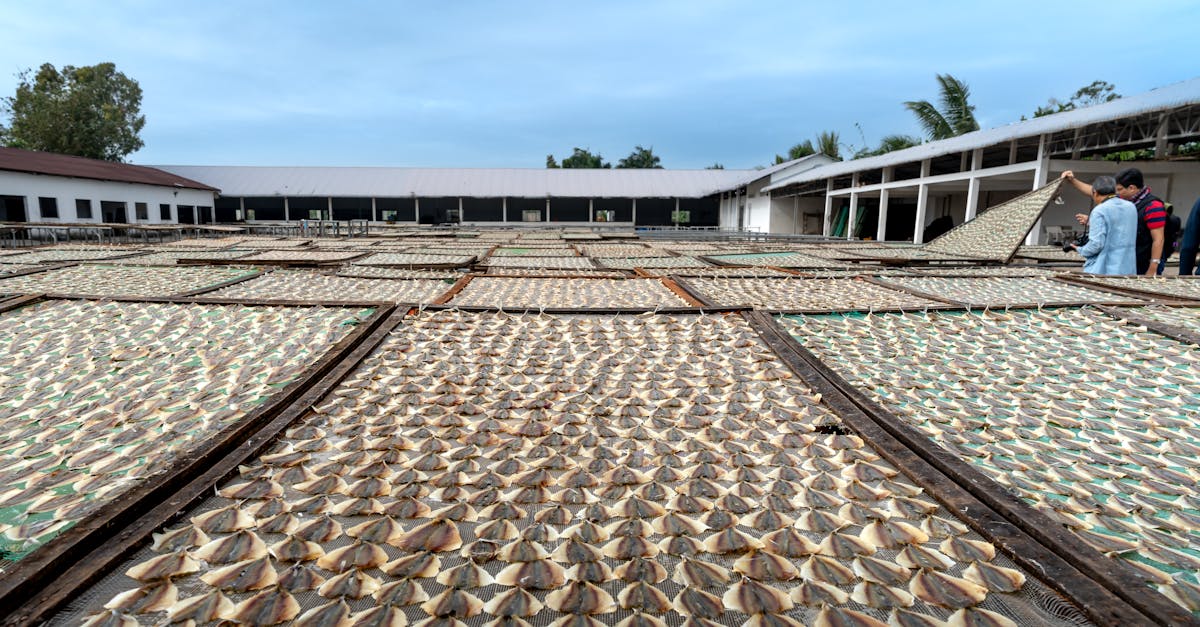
2;0;1198;170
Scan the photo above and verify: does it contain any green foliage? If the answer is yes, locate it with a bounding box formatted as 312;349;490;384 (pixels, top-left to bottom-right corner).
1034;80;1120;117
616;145;663;169
904;74;979;140
816;131;841;161
773;138;823;164
1;62;145;161
854;134;922;158
546;147;610;169
705;163;725;170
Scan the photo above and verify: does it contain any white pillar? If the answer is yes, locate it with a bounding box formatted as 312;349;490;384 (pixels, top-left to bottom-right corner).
876;167;892;242
458;197;464;224
847;173;860;240
913;159;931;244
283;197;290;221
965;148;983;222
414;197;420;223
631;198;637;225
238;197;245;221
1026;134;1049;245
371;197;377;222
674;198;681;227
545;197;551;222
327;197;333;221
822;179;834;236
792;196;798;235
589;198;594;223
502;198;507;222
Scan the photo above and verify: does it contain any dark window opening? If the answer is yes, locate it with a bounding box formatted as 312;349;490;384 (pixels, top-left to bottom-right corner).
177;205;195;224
633;198;675;226
550;197;589;222
100;201;127;223
215;197;241;222
0;196;27;222
594;198;633;222
197;206;213;224
506;197;544;222
332;197;372;221
135;202;148;221
287;197;327;221
38;197;58;219
242;197;284;221
377;197;416;222
76;199;93;220
160;204;172;221
462;198;503;222
418;197;459;224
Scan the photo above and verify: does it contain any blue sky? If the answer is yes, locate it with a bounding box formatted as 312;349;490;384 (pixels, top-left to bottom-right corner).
2;1;1198;169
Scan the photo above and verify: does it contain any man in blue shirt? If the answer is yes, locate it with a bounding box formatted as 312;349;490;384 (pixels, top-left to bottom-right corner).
1069;175;1138;275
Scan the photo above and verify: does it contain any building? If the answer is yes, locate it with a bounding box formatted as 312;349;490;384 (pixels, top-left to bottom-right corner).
155;165;759;228
754;78;1200;243
0;148;217;224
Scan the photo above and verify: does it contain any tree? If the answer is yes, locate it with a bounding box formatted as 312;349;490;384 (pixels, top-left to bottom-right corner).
705;163;725;170
616;145;663;169
1;62;145;161
773;140;817;164
1033;80;1120;117
816;131;842;161
904;74;979;141
855;134;923;158
546;147;610;168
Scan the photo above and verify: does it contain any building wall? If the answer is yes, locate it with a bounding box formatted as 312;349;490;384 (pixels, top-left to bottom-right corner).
0;171;214;223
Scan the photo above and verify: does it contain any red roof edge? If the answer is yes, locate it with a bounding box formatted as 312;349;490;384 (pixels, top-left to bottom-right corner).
0;147;220;192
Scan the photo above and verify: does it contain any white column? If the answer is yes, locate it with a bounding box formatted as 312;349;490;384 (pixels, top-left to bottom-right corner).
458;197;464;224
876;167;892;241
792;196;798;235
674;198;680;227
589;198;594;223
414;197;420;223
822;179;834;236
371;197;377;222
283;197;290;221
1026;134;1049;245
502;198;507;222
238;197;245;221
545;197;551;222
847;173;860;240
631;198;637;225
327;197;333;221
913;159;931;244
965;148;983;221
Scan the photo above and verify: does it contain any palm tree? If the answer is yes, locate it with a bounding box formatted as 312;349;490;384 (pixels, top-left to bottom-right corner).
904;74;979;141
816;131;841;161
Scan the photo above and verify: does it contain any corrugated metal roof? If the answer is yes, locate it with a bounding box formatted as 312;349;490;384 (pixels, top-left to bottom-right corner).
763;77;1200;192
0;147;218;191
153;165;751;198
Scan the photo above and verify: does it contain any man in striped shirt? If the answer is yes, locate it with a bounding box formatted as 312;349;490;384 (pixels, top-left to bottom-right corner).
1063;167;1166;276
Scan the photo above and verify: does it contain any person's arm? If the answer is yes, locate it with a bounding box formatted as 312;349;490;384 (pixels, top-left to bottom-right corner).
1061;170;1093;196
1076;210;1107;260
1146;227;1164;276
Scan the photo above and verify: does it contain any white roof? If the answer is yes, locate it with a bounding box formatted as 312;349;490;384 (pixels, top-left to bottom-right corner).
764;77;1200;192
153;165;752;198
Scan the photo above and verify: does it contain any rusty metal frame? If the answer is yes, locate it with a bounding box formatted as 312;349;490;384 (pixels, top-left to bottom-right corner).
747;310;1194;626
173;268;266;297
0;299;401;625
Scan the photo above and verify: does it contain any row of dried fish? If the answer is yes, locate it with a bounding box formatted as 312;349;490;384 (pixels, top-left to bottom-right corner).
597;257;712;270
706;252;849;269
876;276;1142;307
449;278;689;309
207;271;453;303
482;256;598;270
1077;277;1200;301
685;277;942;311
0;264;256;297
922;182;1063;262
355;252;476;267
0;299;374;559
781;307;1200;613
68;310;1077;627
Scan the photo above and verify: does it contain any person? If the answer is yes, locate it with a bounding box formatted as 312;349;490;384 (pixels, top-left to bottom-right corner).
1159;204;1181;275
1068;175;1137;275
1180;198;1200;275
1063;167;1167;276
